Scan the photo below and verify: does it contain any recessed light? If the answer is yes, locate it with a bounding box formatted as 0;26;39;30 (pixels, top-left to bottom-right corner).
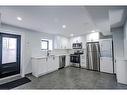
91;30;95;33
17;17;22;21
70;34;74;37
62;25;66;29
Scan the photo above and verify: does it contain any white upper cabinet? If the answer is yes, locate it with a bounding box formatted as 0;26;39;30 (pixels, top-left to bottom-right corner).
54;36;70;49
99;39;112;51
86;32;99;42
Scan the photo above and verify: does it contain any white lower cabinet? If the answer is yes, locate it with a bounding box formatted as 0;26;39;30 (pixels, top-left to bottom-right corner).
31;56;59;77
100;57;113;74
80;54;86;68
66;55;70;67
32;58;47;77
47;57;53;72
47;56;59;73
54;56;59;69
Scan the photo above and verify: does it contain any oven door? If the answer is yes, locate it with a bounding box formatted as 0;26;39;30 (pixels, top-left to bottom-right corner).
70;55;74;63
70;55;80;63
75;55;80;63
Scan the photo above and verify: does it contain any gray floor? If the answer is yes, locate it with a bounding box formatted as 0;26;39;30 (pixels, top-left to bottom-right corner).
3;67;127;89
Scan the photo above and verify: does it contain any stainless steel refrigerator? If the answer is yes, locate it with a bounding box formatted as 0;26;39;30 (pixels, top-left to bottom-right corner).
86;42;100;71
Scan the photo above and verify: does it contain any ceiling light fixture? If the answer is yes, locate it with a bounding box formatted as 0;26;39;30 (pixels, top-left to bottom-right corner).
17;17;22;21
62;25;66;29
70;34;74;37
91;30;95;33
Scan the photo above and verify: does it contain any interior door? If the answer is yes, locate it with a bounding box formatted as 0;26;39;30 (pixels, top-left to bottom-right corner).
0;33;21;78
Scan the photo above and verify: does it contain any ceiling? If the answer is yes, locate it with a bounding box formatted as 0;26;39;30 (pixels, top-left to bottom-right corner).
109;7;127;28
0;6;126;37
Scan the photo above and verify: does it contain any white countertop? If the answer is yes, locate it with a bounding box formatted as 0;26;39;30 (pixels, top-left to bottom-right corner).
31;54;70;59
55;54;70;56
31;56;47;59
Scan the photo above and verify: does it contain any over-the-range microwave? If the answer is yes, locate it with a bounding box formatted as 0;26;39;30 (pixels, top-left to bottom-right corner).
72;43;82;49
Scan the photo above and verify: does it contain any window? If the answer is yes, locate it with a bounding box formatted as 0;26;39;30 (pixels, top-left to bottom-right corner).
41;39;53;50
41;40;49;50
2;37;17;64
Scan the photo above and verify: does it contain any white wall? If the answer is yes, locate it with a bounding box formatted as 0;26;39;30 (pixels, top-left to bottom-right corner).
124;19;127;59
112;27;124;73
27;31;54;57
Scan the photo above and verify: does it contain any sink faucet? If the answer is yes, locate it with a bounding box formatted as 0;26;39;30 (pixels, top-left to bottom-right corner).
47;50;51;56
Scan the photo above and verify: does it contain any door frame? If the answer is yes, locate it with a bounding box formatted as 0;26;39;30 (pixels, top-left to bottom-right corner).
0;33;21;77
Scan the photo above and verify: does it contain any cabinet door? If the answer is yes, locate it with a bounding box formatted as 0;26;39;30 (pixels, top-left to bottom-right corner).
80;55;86;68
37;58;47;75
54;36;69;49
47;57;53;72
61;38;68;49
100;57;113;73
54;56;59;70
99;39;112;51
66;55;70;67
47;56;59;72
54;36;62;49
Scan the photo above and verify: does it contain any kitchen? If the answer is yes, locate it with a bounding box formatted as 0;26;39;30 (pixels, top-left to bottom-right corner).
0;6;127;89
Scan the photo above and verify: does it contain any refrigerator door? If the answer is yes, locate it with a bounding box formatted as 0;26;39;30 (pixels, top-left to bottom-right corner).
86;42;100;71
87;43;93;69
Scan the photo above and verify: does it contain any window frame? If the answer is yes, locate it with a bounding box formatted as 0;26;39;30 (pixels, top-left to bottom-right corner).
41;40;49;50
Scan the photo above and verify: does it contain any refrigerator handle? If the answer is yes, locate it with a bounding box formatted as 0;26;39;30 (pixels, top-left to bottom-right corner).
99;52;101;58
